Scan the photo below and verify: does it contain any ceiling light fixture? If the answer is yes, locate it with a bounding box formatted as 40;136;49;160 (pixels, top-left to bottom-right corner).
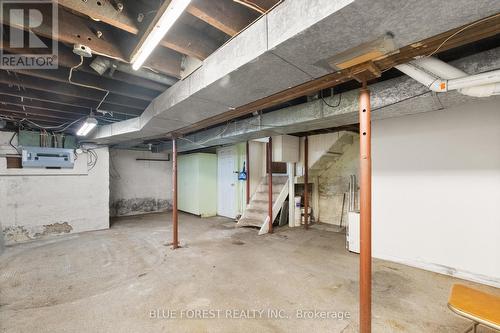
131;0;192;71
76;117;98;136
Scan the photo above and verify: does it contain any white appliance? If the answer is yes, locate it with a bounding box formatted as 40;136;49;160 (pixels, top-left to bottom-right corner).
347;212;360;253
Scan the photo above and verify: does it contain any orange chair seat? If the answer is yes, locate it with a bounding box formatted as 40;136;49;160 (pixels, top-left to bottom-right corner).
448;284;500;330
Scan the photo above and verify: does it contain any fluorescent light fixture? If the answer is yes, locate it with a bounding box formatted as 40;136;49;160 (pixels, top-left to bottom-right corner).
131;0;191;71
76;117;98;136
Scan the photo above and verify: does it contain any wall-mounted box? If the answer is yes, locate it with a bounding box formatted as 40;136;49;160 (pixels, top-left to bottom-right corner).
22;147;75;169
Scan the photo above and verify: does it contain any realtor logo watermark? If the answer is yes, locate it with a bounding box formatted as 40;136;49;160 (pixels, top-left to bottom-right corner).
0;0;58;69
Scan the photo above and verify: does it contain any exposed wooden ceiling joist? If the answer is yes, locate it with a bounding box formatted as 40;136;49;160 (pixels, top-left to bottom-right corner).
57;0;139;34
57;0;219;60
0;3;124;60
0;110;80;126
0;71;149;110
0;105;88;121
233;0;275;14
0;84;144;116
2;42;169;92
164;24;220;59
187;0;258;36
9;68;158;101
0;94;130;121
0;3;182;77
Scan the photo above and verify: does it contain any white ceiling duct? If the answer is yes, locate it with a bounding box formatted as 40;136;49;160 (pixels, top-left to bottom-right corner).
396;57;500;97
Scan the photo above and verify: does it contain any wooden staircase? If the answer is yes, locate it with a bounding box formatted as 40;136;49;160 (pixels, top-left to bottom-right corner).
236;175;289;234
309;133;355;177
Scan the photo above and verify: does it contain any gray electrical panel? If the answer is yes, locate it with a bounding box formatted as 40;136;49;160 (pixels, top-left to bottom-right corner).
22;147;75;169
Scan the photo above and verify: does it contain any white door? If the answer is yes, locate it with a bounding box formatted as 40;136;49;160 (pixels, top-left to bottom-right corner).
217;147;237;218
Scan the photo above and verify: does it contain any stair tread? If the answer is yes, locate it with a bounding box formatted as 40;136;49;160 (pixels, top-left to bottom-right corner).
237;217;264;227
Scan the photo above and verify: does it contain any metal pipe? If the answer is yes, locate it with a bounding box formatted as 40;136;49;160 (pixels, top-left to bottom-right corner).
304;136;309;229
268;137;273;234
359;84;372;333
90;56;178;86
246;141;250;205
172;137;179;249
349;175;353;212
396;57;500;97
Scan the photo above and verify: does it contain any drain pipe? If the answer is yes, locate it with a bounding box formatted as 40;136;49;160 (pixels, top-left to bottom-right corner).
396;57;500;97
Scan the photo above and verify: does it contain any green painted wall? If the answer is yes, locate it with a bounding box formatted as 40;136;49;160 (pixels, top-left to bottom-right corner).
178;153;217;217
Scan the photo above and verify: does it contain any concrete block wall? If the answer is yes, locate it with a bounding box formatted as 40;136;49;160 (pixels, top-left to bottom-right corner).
0;132;109;245
109;149;172;217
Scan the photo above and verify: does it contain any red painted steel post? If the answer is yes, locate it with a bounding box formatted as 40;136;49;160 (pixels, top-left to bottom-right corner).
172;137;179;249
268;137;273;234
359;84;372;333
246;141;250;205
304;136;309;229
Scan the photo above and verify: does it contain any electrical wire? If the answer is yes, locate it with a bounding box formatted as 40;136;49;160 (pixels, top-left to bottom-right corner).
9;132;21;155
20;117;86;132
320;89;342;108
426;13;500;57
87;149;99;171
69;55;110;115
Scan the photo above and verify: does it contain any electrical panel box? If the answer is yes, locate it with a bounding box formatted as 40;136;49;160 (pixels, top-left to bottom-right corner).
22;147;75;169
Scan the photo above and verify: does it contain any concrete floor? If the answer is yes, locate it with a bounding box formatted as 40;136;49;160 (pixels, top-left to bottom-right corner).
0;213;498;333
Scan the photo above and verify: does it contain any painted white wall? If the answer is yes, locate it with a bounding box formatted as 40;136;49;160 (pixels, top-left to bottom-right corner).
372;101;500;287
0;132;109;244
109;149;172;217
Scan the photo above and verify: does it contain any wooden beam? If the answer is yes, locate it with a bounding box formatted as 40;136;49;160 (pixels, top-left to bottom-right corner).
0;94;130;120
187;0;258;36
10;68;159;101
1;3;125;60
2;40;170;92
0;110;78;126
57;0;138;34
175;13;500;135
0;105;84;121
163;24;220;60
0;71;149;110
58;0;219;60
0;83;144;116
0;4;181;75
143;47;183;78
233;0;278;14
234;0;279;12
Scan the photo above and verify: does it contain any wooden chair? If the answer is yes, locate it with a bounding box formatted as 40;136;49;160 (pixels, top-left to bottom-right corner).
448;284;500;333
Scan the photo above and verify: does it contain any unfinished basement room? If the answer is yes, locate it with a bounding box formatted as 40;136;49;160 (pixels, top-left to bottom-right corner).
1;1;500;332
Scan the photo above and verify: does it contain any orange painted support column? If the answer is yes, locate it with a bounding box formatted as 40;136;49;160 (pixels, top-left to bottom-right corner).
172;137;179;249
246;141;250;205
304;136;309;229
359;84;372;333
267;137;273;234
